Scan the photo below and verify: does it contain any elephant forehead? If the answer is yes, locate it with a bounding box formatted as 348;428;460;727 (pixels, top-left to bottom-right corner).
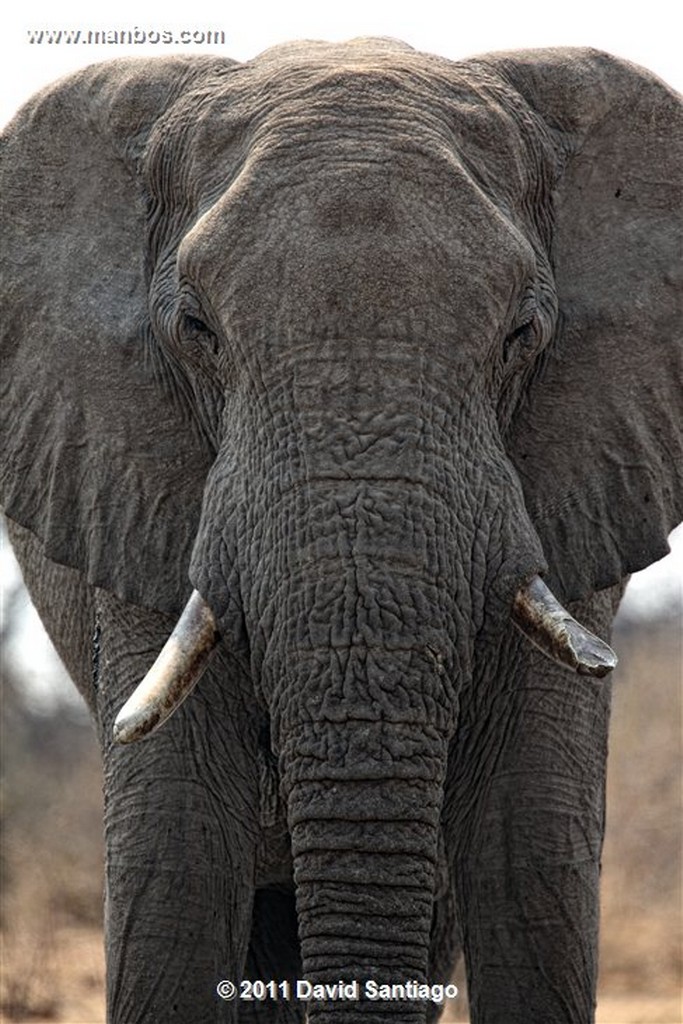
180;158;530;341
157;45;533;217
167;48;538;341
251;36;417;63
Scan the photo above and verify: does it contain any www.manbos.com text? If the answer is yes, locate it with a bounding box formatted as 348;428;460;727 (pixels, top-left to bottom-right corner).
27;27;226;46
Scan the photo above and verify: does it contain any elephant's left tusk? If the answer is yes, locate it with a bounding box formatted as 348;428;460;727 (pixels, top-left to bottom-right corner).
113;590;217;744
512;575;618;678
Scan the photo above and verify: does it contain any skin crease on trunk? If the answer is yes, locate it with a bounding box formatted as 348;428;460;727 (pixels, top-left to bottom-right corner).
1;37;682;1024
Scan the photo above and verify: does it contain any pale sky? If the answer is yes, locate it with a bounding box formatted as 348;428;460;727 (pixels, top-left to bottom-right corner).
2;0;681;126
1;0;681;625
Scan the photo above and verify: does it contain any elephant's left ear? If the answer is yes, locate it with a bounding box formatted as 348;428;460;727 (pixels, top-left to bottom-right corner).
478;48;683;603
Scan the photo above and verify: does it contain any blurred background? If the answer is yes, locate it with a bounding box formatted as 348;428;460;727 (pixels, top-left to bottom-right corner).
1;1;682;1020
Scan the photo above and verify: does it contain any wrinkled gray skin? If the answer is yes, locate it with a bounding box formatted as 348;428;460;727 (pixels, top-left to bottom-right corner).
1;38;682;1024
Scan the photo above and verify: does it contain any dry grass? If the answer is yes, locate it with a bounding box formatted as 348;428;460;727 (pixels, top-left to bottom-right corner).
596;621;682;1023
1;677;104;1024
1;620;680;1023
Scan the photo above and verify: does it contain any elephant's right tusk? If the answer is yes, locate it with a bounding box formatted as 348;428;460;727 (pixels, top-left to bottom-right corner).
113;590;217;744
512;575;618;678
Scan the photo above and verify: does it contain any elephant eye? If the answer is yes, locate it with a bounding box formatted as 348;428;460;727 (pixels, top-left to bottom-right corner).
182;313;212;336
503;317;539;366
179;311;220;358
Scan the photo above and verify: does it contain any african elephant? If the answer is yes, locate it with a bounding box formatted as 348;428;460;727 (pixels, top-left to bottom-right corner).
1;36;681;1024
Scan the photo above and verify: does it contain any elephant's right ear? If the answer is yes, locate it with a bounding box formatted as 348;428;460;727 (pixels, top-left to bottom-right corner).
1;56;233;615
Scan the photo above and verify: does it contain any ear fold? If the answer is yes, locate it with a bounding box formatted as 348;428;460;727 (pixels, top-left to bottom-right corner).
479;48;683;603
0;56;233;615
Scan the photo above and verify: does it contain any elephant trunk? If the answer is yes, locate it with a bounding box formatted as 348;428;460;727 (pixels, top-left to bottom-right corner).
281;720;448;1022
262;487;459;1021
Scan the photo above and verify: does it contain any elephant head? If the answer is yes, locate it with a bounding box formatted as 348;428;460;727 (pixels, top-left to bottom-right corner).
1;39;681;1019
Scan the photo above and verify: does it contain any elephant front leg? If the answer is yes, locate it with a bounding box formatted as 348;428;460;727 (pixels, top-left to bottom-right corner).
103;775;255;1023
96;592;261;1023
448;593;618;1024
460;798;604;1024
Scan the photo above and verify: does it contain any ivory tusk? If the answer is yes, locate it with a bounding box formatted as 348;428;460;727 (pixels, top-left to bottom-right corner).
113;590;217;744
512;575;618;678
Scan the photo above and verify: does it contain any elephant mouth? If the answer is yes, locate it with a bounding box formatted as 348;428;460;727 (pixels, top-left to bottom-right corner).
112;573;616;744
